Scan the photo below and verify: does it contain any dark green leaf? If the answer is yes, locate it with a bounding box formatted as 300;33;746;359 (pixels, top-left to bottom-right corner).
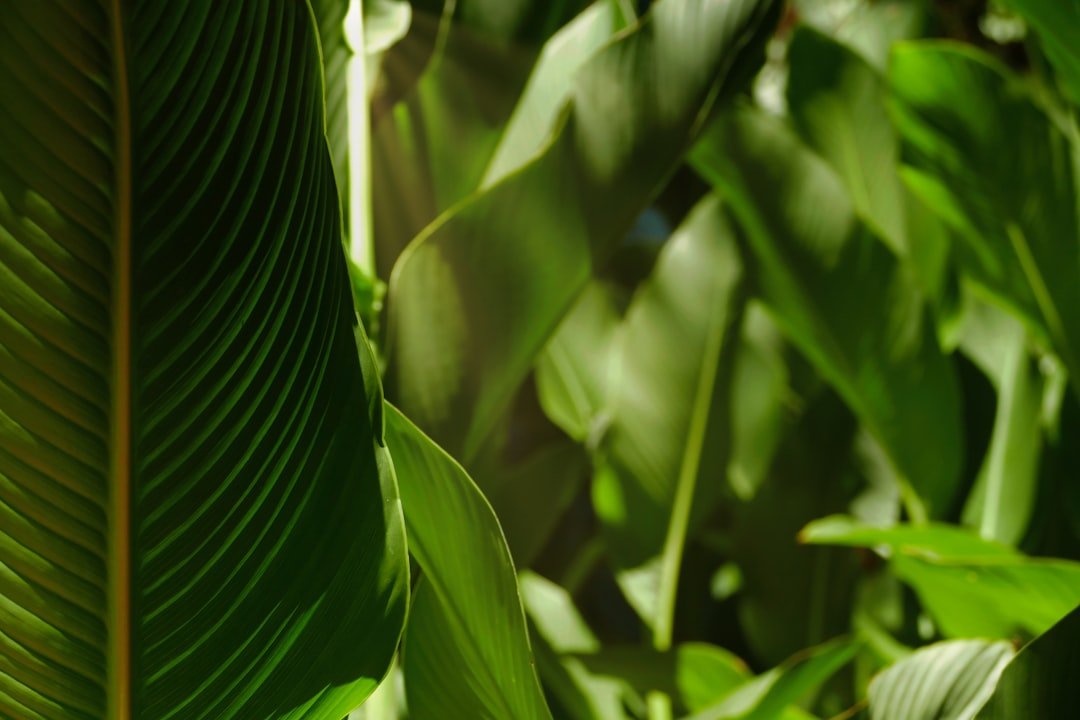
693;106;963;516
890;44;1080;387
0;4;408;717
978;602;1080;718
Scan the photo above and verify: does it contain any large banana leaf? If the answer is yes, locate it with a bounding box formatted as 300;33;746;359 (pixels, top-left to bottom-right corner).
0;4;407;718
693;105;963;517
387;0;779;459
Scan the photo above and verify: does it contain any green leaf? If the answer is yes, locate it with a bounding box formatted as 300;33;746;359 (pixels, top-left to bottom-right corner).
486;439;591;567
360;0;413;56
482;0;624;186
998;0;1080;105
687;638;857;720
890;44;1080;387
387;0;780;459
693;106;963;517
786;27;956;336
787;26;906;249
535;281;624;443
867;640;1014;720
0;4;407;718
313;0;354;214
594;195;746;629
978;602;1080;718
384;405;551;720
573;643;749;714
521;572;631;720
803;517;1080;638
791;0;930;71
960;315;1044;546
727;304;790;500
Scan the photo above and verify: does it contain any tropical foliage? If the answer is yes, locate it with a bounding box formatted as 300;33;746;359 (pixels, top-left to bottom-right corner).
3;1;1080;719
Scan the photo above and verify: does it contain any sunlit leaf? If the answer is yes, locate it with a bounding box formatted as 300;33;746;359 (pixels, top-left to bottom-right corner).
387;0;779;459
385;405;551;720
803;516;1080;638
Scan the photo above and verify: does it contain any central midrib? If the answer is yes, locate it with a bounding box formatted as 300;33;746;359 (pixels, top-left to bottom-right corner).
107;0;134;718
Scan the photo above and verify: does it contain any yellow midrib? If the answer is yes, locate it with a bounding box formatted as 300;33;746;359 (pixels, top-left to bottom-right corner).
107;0;133;717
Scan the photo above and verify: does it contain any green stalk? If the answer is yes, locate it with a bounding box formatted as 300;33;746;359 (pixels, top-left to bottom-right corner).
648;282;743;720
347;0;375;275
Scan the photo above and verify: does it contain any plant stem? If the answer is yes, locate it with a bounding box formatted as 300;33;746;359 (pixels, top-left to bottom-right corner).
347;0;375;275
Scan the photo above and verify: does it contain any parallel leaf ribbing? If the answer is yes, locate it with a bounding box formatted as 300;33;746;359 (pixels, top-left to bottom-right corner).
1;2;112;718
0;2;406;718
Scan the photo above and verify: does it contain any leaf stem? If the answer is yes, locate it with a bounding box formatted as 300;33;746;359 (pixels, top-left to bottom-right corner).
107;0;133;716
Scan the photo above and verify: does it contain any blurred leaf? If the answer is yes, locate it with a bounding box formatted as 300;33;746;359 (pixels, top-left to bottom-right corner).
732;392;861;664
573;643;749;714
960;318;1044;546
998;0;1080;105
372;24;537;274
728;304;790;500
535;281;625;442
360;0;413;55
786;27;956;336
487;439;592;567
867;640;1013;720
978;602;1080;718
693;106;963;517
687;638;857;720
387;0;780;459
890;44;1080;388
787;26;905;248
522;572;631;720
483;1;626;185
385;405;551;720
791;0;930;70
595;195;746;627
314;0;355;214
803;516;1080;638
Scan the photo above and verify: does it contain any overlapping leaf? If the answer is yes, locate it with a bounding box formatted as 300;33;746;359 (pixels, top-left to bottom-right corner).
890;44;1080;386
0;3;407;718
803;517;1080;639
693;106;963;516
978;601;1080;718
998;0;1080;105
593;196;746;626
867;640;1013;720
387;0;779;459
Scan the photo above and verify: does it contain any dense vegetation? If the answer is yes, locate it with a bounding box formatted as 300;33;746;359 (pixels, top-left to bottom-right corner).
2;0;1080;718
